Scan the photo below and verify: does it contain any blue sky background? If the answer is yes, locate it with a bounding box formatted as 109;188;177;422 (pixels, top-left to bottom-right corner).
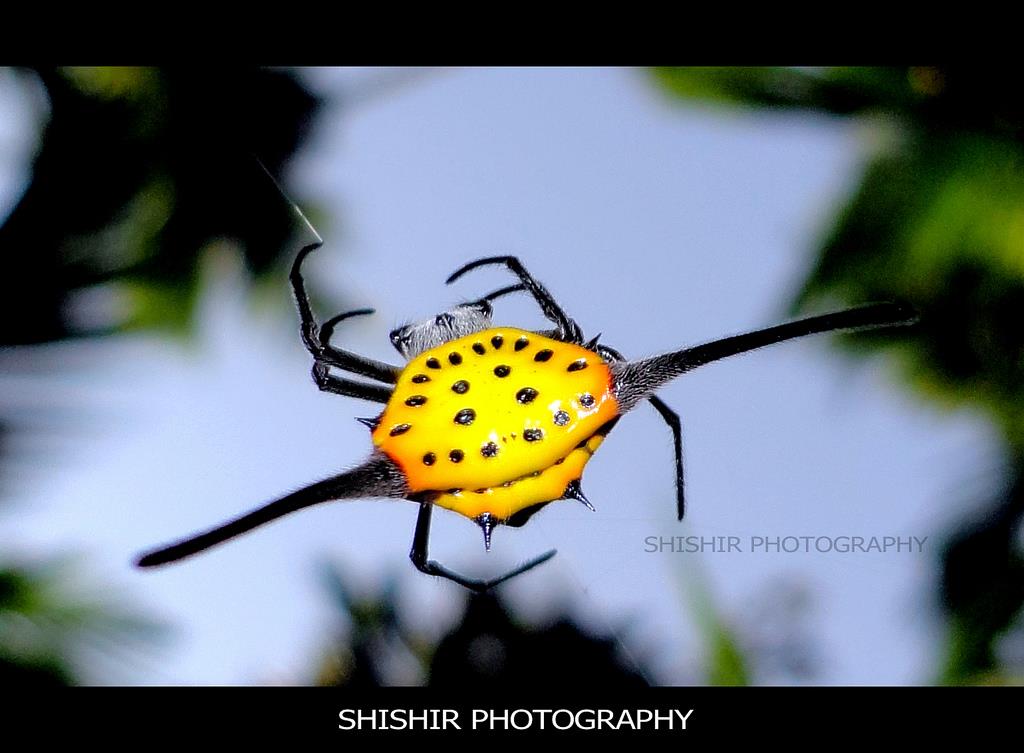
0;67;996;684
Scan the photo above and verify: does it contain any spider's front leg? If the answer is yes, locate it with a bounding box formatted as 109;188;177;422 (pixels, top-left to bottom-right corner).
599;343;688;520
409;501;557;592
290;242;400;403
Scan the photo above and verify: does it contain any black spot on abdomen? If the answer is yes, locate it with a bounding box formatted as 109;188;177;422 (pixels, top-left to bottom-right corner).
516;387;538;404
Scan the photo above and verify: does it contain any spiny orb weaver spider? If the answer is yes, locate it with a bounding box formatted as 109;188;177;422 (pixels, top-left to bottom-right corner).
137;197;916;591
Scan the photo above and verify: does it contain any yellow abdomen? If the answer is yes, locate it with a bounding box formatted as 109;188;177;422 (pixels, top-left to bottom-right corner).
372;328;619;520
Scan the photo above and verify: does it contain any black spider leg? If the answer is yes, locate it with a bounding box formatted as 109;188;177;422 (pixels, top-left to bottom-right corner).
136;453;409;567
319;307;377;351
476;283;527;305
258;156;399;392
478;284;561;341
446;256;585;344
290;242;398;403
647;398;685;520
409;501;557;592
599;344;687;521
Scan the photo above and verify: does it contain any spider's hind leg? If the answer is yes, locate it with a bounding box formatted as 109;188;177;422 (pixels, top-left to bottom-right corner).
647;395;686;521
409;502;557;592
598;344;687;521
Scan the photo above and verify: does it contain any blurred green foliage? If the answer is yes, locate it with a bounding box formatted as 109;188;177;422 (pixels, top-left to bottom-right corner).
0;66;319;344
0;559;167;684
685;578;749;686
653;66;1024;684
0;66;322;684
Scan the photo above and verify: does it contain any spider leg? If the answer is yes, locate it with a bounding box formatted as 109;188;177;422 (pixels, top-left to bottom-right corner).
612;302;918;412
446;256;584;344
319;307;375;354
409;501;557;592
475;283;527;304
260;158;400;386
474;284;562;340
136;453;408;567
313;308;400;402
311;363;393;403
647;396;686;521
598;344;687;520
291;242;401;384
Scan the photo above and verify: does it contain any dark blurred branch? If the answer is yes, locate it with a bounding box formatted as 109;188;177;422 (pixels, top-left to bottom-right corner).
313;562;650;688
